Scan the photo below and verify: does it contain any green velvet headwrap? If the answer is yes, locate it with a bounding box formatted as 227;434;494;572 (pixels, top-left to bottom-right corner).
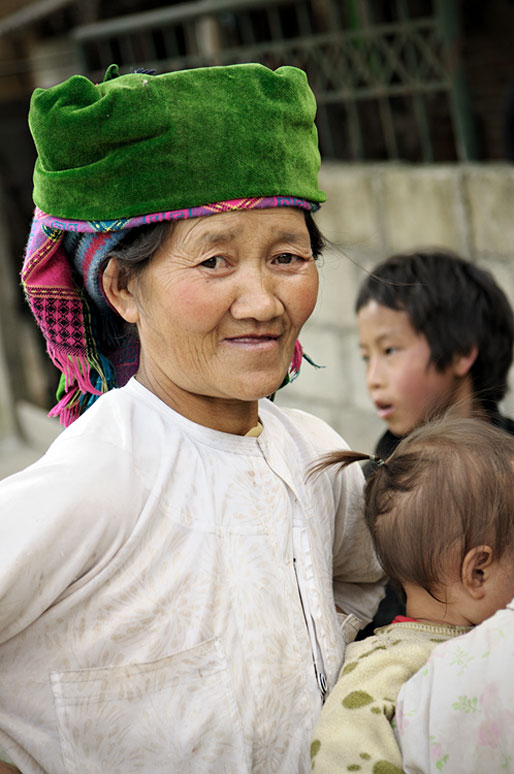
29;62;326;220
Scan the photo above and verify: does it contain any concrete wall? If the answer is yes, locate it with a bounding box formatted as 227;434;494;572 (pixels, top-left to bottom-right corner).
276;162;514;451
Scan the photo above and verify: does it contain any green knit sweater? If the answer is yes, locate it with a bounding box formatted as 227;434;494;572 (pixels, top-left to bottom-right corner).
310;620;472;773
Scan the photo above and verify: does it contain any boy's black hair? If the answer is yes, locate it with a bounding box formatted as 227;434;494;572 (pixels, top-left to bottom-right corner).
356;250;514;412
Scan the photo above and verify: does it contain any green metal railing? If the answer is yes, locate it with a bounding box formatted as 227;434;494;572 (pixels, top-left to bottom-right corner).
74;0;477;162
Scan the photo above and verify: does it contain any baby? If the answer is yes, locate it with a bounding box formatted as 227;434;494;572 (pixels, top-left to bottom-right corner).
310;416;514;773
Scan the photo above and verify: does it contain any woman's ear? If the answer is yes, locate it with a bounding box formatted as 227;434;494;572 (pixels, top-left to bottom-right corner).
102;258;139;323
452;345;478;378
461;545;494;599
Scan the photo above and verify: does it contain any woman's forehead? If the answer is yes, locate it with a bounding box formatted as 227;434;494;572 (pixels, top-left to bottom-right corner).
174;207;309;244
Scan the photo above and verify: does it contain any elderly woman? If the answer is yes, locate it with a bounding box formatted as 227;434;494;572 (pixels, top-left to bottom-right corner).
0;63;383;773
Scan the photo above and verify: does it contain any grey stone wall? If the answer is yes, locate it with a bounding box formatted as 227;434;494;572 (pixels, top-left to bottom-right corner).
276;163;514;451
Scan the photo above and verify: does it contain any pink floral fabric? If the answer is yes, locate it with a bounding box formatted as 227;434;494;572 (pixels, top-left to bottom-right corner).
396;599;514;773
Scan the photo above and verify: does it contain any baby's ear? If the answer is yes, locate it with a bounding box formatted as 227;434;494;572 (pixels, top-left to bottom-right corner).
461;545;494;598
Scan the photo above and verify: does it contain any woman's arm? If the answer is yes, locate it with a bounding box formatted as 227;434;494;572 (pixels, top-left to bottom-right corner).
0;437;143;644
331;459;386;624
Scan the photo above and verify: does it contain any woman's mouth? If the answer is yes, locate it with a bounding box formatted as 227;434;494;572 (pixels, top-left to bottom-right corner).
223;334;281;350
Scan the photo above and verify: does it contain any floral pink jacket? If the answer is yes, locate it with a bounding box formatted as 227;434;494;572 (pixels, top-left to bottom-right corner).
397;599;514;773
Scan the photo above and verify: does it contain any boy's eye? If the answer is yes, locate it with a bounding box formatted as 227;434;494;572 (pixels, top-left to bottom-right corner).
384;346;398;356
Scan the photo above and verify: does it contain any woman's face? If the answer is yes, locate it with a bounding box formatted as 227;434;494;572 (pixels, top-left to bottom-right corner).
107;208;318;429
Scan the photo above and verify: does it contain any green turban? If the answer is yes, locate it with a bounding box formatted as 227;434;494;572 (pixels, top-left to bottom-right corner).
29;62;326;220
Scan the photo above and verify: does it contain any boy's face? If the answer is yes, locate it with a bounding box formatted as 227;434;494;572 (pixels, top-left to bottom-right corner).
357;300;468;436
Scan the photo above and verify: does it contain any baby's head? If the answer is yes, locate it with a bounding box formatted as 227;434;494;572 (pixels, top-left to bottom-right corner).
365;416;514;626
356;250;514;436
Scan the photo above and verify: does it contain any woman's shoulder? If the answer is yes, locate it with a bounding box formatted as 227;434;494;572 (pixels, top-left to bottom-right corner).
2;384;164;496
47;380;184;454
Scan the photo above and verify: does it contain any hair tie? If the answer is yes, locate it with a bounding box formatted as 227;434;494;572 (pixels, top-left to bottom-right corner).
369;454;385;467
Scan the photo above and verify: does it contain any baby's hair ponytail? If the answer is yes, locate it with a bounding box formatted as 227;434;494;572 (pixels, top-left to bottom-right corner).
309;450;385;478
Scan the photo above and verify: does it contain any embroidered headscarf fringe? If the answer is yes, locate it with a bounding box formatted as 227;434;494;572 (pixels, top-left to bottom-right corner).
48;351;103;397
48;389;81;422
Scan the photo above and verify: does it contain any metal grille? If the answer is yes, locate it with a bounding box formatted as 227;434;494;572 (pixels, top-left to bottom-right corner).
74;0;477;162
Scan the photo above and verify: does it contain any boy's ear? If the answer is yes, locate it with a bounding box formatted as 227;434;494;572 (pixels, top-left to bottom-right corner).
452;345;478;377
102;258;140;324
461;545;494;599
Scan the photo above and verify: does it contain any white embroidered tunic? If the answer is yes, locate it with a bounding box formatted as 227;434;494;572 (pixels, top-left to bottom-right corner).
0;379;383;774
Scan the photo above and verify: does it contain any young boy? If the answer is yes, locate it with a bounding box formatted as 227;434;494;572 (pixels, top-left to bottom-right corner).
356;249;514;461
355;249;514;632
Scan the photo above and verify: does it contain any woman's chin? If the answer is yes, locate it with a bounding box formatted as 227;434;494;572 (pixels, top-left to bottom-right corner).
227;372;289;402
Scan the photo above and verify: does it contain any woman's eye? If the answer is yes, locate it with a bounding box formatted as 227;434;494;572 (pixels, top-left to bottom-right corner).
384;346;397;356
200;256;225;269
274;253;303;265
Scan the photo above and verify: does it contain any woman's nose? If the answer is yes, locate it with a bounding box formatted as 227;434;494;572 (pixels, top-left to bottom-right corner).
230;272;284;321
